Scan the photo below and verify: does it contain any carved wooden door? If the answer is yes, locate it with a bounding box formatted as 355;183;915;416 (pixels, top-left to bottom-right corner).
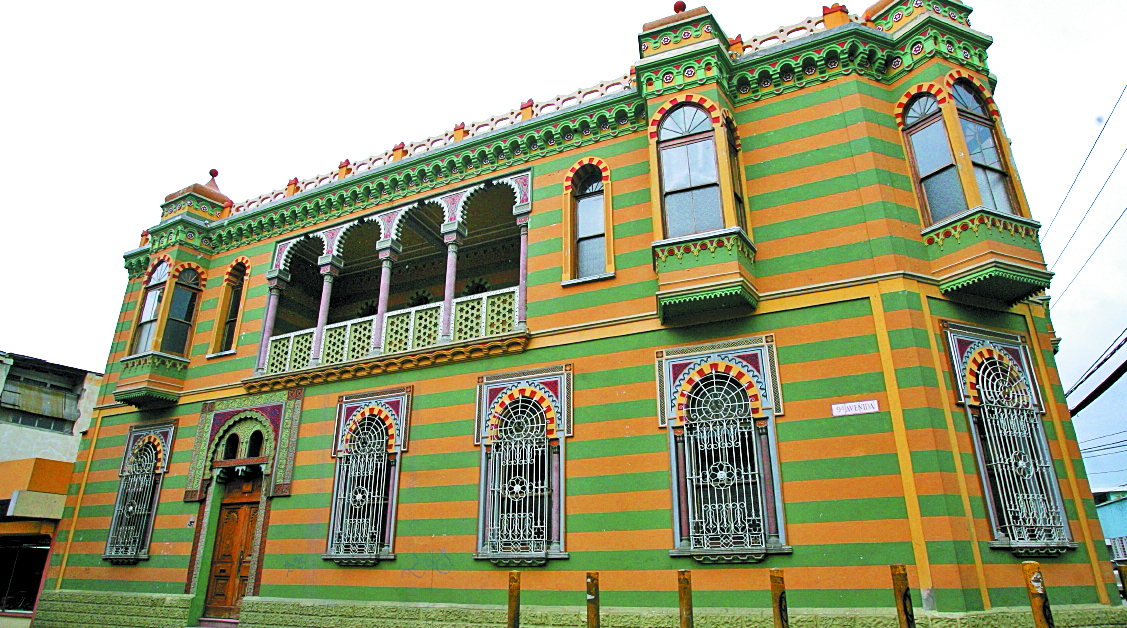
203;475;261;619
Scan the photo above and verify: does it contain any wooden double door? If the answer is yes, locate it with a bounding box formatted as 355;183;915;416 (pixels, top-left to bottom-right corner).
203;474;261;619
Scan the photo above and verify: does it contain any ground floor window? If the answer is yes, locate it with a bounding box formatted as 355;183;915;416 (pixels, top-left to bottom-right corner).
656;336;790;563
0;536;49;612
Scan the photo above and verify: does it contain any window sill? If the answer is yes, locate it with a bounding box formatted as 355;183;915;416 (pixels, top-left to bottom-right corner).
473;551;568;567
670;545;792;564
205;349;237;360
103;553;147;565
322;553;395;566
561;272;615;287
988;540;1078;557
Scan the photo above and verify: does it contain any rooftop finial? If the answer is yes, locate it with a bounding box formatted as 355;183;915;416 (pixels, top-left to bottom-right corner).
209;168;219;178
205;169;221;192
674;1;686;13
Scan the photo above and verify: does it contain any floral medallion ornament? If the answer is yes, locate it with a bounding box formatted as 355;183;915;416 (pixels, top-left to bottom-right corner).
600;121;610;130
891;57;903;69
581;127;591;136
947;42;955;53
546;136;555;146
963;49;971;59
827;58;839;69
685;67;696;78
704;24;712;33
661;35;672;45
934;4;942;13
641;41;648;51
914;0;923;6
911;42;923;55
562;132;573;142
876;25;884;31
782;72;794;82
739;83;751;94
893;11;903;21
513;147;521;155
186;231;196;241
663;72;675;83
681;29;692;40
760;77;772;87
804;65;815;76
949;9;959;19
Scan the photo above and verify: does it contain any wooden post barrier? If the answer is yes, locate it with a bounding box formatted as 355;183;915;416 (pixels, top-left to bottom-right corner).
508;571;520;628
890;564;916;628
678;569;694;628
770;568;789;628
587;571;600;628
1022;561;1056;628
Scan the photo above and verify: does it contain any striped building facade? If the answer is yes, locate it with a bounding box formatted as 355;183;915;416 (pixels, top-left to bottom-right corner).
34;2;1127;627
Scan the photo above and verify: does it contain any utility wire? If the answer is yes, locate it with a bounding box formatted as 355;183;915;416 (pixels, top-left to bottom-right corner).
1065;326;1127;397
1083;449;1127;460
1090;467;1127;474
1049;147;1127;271
1051;204;1127;310
1081;428;1127;444
1041;83;1126;240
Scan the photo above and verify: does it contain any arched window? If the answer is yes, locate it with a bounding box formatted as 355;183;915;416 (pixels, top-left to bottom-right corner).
572;165;606;279
485;396;551;556
658;105;723;238
247;430;264;458
131;261;169;354
223;434;239;460
903;94;967;223
327;409;397;564
103;421;176;566
952;81;1015;215
680;372;766;552
160;268;201;356
970;355;1066;544
215;263;247;353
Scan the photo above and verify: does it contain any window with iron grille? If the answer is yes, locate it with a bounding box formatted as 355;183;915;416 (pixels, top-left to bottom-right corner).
325;388;411;565
657;337;789;563
104;422;176;564
945;324;1075;556
474;366;572;566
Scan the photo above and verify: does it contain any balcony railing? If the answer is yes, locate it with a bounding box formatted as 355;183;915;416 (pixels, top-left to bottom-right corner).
264;287;518;375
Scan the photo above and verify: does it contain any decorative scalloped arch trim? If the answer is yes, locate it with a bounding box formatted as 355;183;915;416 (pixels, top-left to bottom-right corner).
224;257;251;285
963;344;1024;406
894;83;948;127
143;255;173;285
205;410;276;472
488;385;558;442
673;360;767;425
343;402;398;453
172;262;206;282
130;434;165;474
564;157;610;192
648;94;724;140
337;216;384;255
944;70;1001;119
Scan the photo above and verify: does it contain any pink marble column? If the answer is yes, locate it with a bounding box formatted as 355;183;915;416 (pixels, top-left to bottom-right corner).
371;255;395;353
255;271;288;375
439;241;459;342
757;422;779;546
517;218;529;330
308;267;338;367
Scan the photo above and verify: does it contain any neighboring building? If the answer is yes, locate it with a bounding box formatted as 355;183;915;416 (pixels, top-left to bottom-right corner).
1093;486;1127;601
0;352;100;627
35;1;1127;626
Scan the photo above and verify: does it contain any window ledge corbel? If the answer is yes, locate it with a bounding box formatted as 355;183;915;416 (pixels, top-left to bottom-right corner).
473;551;568;567
322;553;394;566
670;545;792;564
988;540;1078;557
561;272;615;287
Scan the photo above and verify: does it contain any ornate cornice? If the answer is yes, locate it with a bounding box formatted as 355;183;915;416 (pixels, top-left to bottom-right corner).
923;207;1041;248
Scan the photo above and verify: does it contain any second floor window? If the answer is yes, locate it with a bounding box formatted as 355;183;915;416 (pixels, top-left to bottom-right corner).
218;263;247;353
659;105;723;238
131;261;169;354
572;165;606;279
952;81;1015;215
903;94;967;223
160;268;201;356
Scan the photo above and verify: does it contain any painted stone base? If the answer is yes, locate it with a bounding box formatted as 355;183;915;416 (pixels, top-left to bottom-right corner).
238;597;1127;628
33;589;192;628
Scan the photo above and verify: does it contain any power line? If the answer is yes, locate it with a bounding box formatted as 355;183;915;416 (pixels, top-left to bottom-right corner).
1084;449;1127;460
1081;427;1127;444
1065;326;1127;397
1081;439;1127;454
1069;352;1127;417
1041;83;1126;241
1051;204;1127;310
1090;467;1127;475
1049;147;1127;271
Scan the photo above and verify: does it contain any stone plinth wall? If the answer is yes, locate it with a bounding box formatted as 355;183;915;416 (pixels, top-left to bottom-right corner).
33;590;192;628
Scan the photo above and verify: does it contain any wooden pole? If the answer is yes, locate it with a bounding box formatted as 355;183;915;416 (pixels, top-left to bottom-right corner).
769;568;789;628
587;571;600;628
678;569;693;628
508;571;520;628
890;564;916;628
1021;561;1056;628
1117;564;1127;602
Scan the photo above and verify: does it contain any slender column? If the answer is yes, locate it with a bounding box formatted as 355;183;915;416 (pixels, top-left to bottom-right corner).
370;247;398;354
255;269;290;374
757;421;780;546
308;255;343;367
439;223;465;342
516;218;529;330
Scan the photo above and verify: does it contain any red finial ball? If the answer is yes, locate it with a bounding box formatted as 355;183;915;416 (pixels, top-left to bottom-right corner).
674;1;686;12
209;169;219;178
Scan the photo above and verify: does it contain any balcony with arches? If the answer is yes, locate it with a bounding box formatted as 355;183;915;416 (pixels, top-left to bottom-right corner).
243;174;531;392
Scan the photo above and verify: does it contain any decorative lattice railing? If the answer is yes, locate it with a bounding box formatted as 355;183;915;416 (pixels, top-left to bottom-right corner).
263;287;519;374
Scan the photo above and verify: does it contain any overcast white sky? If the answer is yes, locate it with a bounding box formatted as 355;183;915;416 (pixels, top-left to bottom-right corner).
1;1;1124;482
